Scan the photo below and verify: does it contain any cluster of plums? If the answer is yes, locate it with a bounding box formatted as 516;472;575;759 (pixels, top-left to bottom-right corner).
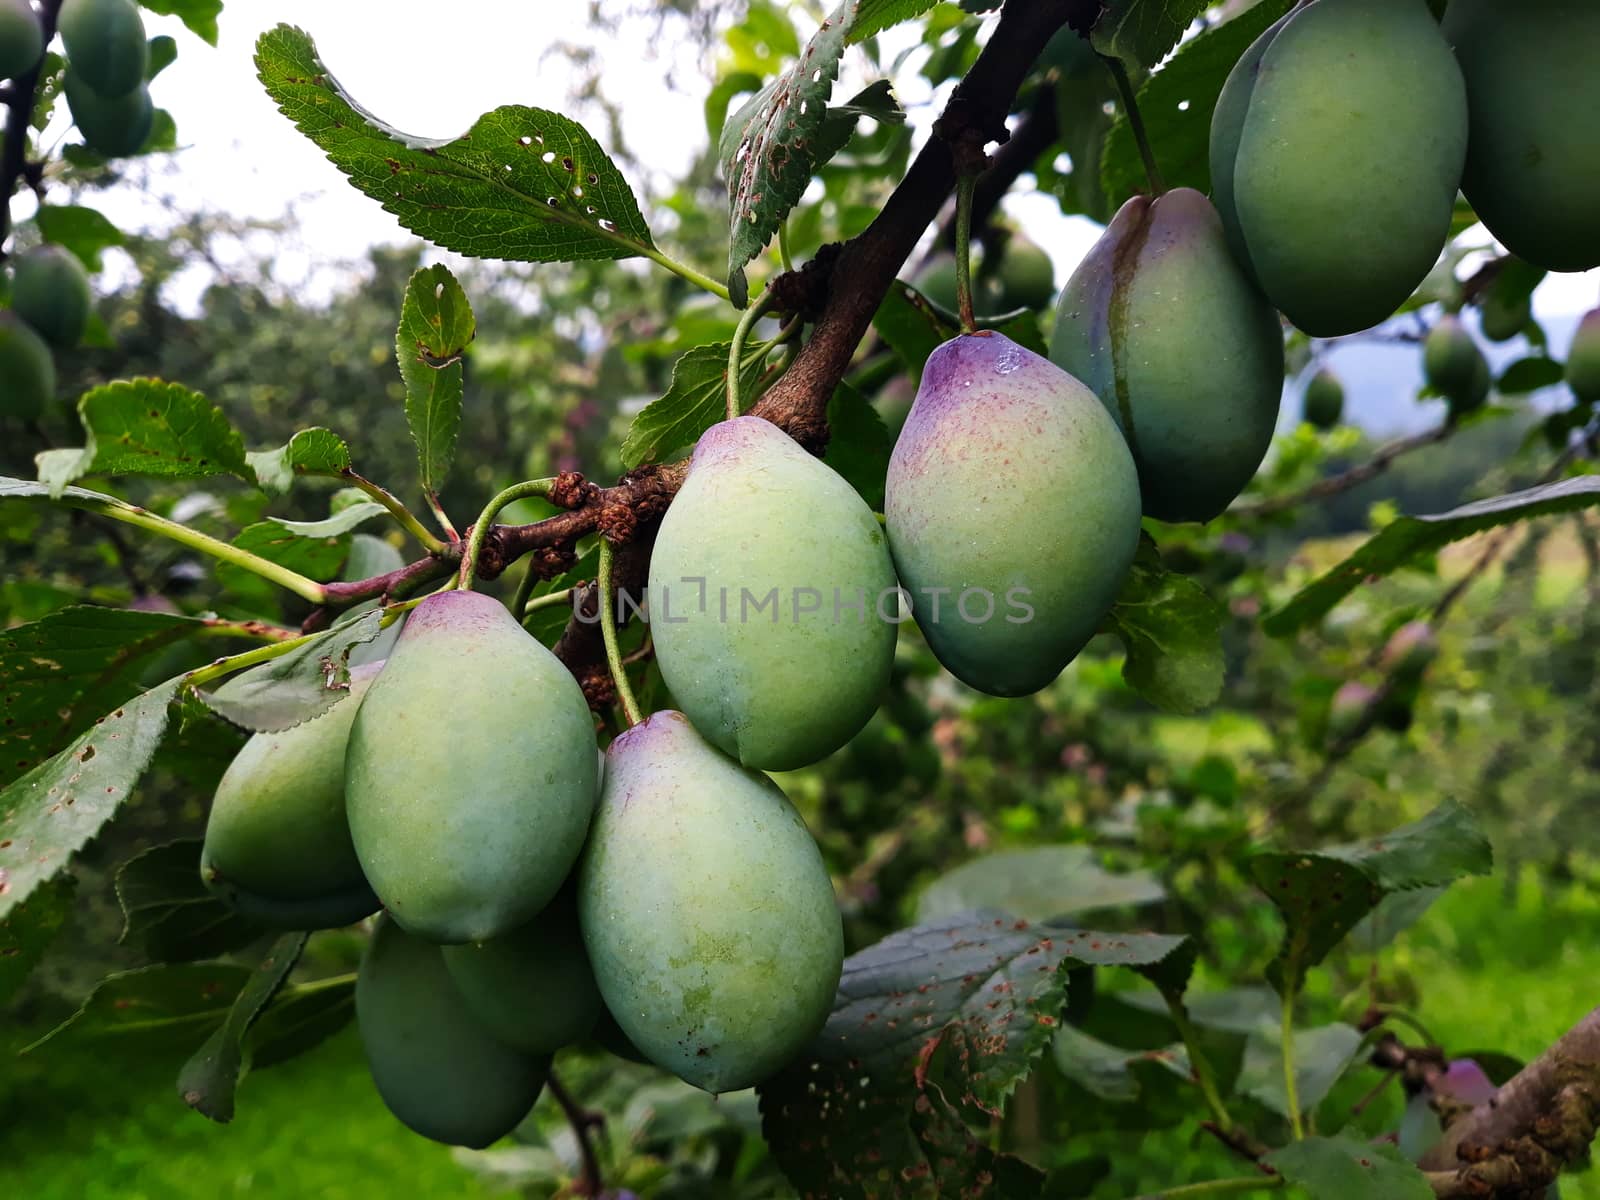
0;243;88;419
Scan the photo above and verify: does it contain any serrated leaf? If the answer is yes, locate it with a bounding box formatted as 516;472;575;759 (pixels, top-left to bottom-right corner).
1264;476;1600;635
822;380;892;511
916;846;1165;925
246;428;352;496
758;913;1191;1198
1497;356;1564;395
850;0;938;43
115;840;260;963
1101;534;1224;713
35;204;125;272
36;380;250;498
0;605;204;787
1239;1024;1365;1118
178;931;307;1123
721;1;857;304
1248;801;1492;993
257;25;651;264
23;962;248;1054
620;341;767;468
199;609;382;733
1091;0;1210;69
137;0;222;45
0;678;182;921
1101;0;1294;203
397;264;474;492
1265;1136;1433;1199
0;877;74;1007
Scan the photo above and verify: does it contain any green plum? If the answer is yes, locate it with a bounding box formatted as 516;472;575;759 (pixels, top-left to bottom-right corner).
1565;309;1600;403
0;311;54;421
1443;0;1600;273
64;69;153;157
1211;0;1467;336
1303;368;1344;431
441;887;603;1056
1479;290;1530;344
0;0;43;80
58;0;147;96
884;332;1142;696
1051;187;1284;523
994;232;1055;312
357;915;549;1147
201;663;382;930
578;711;842;1093
345;589;597;944
12;245;92;348
1423;314;1490;417
648;416;896;771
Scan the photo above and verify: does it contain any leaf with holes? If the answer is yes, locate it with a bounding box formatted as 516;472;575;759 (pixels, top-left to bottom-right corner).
35;380;251;498
1092;0;1211;69
246;428;352;496
1101;0;1294;203
36;204;125;271
116;840;260;963
199;609;382;733
757;913;1192;1199
1239;1023;1365;1118
1248;801;1492;993
1101;534;1224;713
23;962;248;1054
1266;1137;1433;1199
256;26;652;264
0;877;74;1007
822;381;892;511
178;931;308;1122
0;605;205;788
917;846;1165;926
0;678;182;922
620;341;768;468
720;0;857;305
1265;476;1600;634
397;264;475;493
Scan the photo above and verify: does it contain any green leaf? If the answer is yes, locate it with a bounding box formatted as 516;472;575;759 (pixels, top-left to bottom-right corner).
35;204;125;271
1118;986;1281;1037
850;0;938;43
248;976;357;1069
1101;534;1224;713
1101;0;1294;203
620;341;766;468
1247;801;1492;993
1239;1024;1365;1119
1264;475;1600;635
0;877;74;1008
1265;1136;1433;1200
1497;356;1564;395
1092;0;1211;69
178;931;308;1123
758;913;1191;1198
721;1;857;304
215;521;351;603
23;962;248;1054
815;79;906;164
0;678;182;921
36;380;251;498
256;25;652;264
146;33;178;80
397;264;474;493
137;0;222;45
916;846;1165;925
246;428;352;496
199;610;382;733
872;281;953;380
269;501;386;539
822;381;892;511
0;605;205;788
115;840;260;963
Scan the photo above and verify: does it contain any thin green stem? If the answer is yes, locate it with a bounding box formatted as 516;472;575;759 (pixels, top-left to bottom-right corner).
1107;57;1166;195
1164;994;1236;1133
342;471;448;553
778;218;795;273
524;587;576;616
424;491;460;542
637;243;732;302
598;539;643;727
29;490;326;604
954;172;979;334
1130;1177;1285;1200
458;479;554;591
727;288;779;421
510;554;545;622
1282;987;1306;1141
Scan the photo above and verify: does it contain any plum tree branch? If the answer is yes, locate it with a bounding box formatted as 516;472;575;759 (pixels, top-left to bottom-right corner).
1231;422;1458;520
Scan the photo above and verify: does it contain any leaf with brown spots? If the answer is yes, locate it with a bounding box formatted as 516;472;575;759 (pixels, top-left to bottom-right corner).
398;264;475;493
0;678;182;923
757;912;1192;1199
21;961;249;1055
1265;1135;1432;1199
198;609;381;733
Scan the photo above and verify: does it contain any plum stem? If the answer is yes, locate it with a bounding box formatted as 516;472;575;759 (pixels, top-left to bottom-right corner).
727;287;778;421
598;538;644;727
547;1071;606;1197
1281;985;1306;1140
954;172;979;334
458;478;555;592
1107;57;1166;196
339;470;449;553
